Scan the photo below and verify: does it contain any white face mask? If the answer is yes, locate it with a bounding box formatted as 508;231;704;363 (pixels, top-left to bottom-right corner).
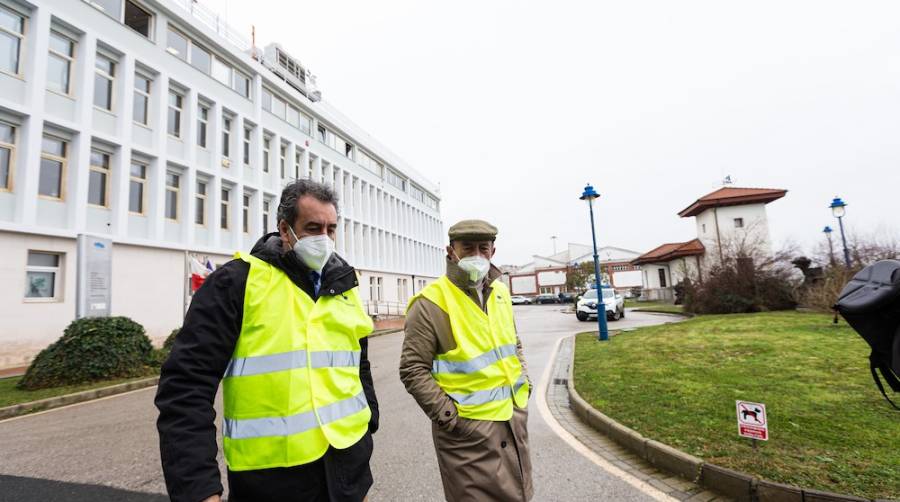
457;255;491;283
289;227;334;273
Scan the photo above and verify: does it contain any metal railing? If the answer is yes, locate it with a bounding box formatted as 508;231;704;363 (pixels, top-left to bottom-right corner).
170;0;252;53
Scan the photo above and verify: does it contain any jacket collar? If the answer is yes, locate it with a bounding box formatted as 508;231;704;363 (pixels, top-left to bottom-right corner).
250;232;359;298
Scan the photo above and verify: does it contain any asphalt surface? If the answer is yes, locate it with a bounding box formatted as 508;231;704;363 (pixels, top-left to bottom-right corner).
0;305;683;501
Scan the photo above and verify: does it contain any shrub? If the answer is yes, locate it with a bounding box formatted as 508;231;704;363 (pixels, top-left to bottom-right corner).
683;251;798;315
799;266;856;312
18;316;156;390
162;327;181;352
151;327;182;367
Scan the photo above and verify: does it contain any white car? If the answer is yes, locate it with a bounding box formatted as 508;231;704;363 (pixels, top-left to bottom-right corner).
510;295;532;305
576;288;625;322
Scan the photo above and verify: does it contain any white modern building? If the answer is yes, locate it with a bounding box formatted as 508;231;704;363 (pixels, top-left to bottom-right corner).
0;0;444;368
504;243;643;296
633;186;786;300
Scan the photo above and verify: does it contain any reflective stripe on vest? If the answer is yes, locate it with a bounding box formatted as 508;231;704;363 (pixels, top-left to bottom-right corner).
224;391;368;440
224;350;361;378
431;343;517;374
222;252;373;471
448;376;528;406
410;276;529;421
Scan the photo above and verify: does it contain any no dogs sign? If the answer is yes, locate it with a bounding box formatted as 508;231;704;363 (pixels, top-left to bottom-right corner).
736;401;768;441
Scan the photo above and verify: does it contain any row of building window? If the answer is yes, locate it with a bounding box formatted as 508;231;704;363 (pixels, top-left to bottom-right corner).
166;25;250;98
24;249;434;304
2;123;439;248
262;87;311;134
0;2;440;212
367;277;427;305
0;120;261;232
0;2;249;119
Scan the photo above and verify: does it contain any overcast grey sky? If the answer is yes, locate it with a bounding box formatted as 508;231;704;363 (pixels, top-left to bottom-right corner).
205;0;900;265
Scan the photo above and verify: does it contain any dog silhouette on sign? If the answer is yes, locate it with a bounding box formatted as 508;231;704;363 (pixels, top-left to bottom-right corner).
741;407;763;424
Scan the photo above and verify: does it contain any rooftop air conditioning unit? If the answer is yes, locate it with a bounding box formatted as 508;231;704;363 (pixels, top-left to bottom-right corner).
262;43;321;102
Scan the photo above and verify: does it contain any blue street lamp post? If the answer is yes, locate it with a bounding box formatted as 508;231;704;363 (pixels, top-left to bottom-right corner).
829;197;851;268
580;183;609;342
822;226;835;266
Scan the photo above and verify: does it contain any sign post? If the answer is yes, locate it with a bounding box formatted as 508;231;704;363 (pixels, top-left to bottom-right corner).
736;400;768;447
76;234;112;318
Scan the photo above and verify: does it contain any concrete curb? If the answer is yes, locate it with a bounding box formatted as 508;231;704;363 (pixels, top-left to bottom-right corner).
564;334;897;502
0;376;159;420
631;308;694;317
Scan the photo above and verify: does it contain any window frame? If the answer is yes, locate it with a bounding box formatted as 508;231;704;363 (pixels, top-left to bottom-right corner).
242;193;250;233
262;137;270;173
123;0;154;39
128;160;147;215
197;103;209;148
167;90;183;139
0;4;26;78
93;52;117;112
222;117;232;158
24;250;63;302
734;217;744;229
132;72;151;126
0;121;16;192
232;70;250;99
195;179;207;226
87;148;111;208
38;134;67;201
164;171;180;221
47;30;76;96
279;144;286;179
242;126;251;166
262;199;270;232
220;187;230;230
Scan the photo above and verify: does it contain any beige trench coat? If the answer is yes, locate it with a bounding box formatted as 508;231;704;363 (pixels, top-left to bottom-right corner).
400;260;533;502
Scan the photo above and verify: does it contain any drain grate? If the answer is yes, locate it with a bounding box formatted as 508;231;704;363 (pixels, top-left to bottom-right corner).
553;378;568;386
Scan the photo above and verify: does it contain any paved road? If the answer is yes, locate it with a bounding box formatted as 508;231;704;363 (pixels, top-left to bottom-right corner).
0;305;683;501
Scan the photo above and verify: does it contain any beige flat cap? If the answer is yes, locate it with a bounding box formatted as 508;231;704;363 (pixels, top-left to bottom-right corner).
448;219;498;242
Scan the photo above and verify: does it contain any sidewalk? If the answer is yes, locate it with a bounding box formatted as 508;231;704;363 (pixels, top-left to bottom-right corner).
547;337;729;502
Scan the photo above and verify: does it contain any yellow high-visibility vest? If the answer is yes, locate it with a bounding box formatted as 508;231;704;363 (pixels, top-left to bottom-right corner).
410;276;529;421
222;252;373;471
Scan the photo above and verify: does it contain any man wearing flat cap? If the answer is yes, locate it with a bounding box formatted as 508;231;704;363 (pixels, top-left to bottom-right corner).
400;219;533;501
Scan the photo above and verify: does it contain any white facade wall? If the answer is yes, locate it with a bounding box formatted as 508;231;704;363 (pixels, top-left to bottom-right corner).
536;270;565;287
0;0;443;367
695;203;770;264
611;270;642;288
511;276;537;295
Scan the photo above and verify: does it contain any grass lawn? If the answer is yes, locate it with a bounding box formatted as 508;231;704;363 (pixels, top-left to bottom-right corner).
573;311;899;500
624;299;685;314
0;375;155;408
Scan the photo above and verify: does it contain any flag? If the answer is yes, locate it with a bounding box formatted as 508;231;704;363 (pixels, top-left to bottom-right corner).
190;256;211;293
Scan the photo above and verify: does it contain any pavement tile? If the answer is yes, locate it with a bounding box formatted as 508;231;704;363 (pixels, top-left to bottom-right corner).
647;478;676;493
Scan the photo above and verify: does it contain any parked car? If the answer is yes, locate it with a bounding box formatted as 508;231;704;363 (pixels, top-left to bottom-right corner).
576;288;625;321
535;294;558;304
510;295;532;305
558;292;577;303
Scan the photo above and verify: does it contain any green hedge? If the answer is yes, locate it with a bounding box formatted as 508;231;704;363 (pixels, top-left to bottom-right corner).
18;316;157;390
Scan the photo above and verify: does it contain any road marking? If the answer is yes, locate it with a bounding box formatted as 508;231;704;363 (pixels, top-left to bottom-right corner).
0;385;159;424
535;336;676;502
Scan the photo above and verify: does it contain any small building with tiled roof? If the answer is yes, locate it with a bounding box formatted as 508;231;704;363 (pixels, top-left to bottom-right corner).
633;186;786;301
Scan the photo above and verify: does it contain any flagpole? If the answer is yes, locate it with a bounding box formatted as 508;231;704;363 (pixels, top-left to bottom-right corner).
183;250;189;317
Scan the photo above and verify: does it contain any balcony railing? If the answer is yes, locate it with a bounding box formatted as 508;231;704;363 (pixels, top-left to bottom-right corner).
170;0;252;53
